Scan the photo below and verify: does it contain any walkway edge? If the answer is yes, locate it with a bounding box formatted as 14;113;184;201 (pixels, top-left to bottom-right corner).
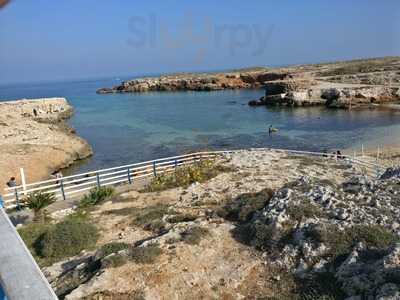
0;208;58;300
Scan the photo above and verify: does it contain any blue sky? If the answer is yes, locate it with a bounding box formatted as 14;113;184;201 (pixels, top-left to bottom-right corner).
0;0;399;83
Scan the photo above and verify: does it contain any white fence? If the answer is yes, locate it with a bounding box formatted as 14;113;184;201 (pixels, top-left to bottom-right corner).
1;148;384;210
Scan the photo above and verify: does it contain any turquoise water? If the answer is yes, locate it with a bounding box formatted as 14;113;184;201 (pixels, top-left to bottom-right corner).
1;78;400;173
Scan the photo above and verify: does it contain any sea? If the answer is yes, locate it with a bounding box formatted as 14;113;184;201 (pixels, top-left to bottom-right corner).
1;77;400;174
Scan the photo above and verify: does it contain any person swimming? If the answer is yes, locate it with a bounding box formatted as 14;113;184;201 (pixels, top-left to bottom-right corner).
268;125;278;135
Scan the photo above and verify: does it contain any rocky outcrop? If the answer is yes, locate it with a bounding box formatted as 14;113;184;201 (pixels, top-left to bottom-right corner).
250;83;400;108
237;173;400;299
0;98;92;188
248;56;400;108
96;69;292;94
324;86;399;108
27;150;400;299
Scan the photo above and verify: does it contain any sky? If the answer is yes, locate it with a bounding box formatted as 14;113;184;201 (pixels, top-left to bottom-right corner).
0;0;399;84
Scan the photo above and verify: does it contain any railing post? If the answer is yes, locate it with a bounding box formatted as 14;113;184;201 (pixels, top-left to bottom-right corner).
153;161;157;177
20;167;27;196
127;168;132;184
14;188;20;210
174;159;178;169
96;173;101;188
60;179;66;201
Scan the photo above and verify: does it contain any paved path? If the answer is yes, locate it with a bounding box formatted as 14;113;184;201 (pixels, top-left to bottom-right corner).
0;209;57;299
8;176;151;226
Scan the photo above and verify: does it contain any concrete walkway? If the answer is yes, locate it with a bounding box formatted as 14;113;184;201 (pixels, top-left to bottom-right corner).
0;209;57;299
8;176;151;226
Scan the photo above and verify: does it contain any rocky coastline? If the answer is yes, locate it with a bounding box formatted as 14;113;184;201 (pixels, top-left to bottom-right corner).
97;56;400;109
96;67;285;93
0;98;92;189
248;56;400;109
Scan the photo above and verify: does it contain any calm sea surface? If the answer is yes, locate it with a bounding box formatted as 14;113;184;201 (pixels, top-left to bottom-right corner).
1;77;400;174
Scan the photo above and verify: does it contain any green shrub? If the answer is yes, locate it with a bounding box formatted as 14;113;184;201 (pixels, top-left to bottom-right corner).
144;160;232;192
97;242;130;259
132;204;170;226
79;187;114;208
181;226;209;245
352;225;398;249
306;224;399;260
18;216;99;266
287;201;326;222
217;188;274;223
168;213;198;223
25;192;56;222
129;245;162;264
39;218;98;261
18;222;51;264
297;271;345;300
131;204;172;233
102;254;128;268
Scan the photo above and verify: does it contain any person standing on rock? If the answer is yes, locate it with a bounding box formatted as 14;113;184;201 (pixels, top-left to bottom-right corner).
52;170;63;184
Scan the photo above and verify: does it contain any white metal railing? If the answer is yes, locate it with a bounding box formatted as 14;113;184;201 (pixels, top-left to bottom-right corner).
1;148;383;210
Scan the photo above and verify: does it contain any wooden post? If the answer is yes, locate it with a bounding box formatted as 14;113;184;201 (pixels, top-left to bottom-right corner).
96;173;101;188
361;144;364;157
20;168;27;195
127;168;132;184
14;188;20;210
60;179;66;201
153;161;157;177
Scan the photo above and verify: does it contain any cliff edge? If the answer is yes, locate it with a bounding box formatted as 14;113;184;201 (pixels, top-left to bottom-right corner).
0;98;92;190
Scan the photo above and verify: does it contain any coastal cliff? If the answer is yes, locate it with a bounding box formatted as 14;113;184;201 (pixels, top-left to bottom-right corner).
0;98;92;189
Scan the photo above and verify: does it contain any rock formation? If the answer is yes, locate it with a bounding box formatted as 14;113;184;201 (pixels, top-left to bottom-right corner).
96;68;288;94
0;98;92;189
249;57;400;108
97;56;400;109
23;150;400;299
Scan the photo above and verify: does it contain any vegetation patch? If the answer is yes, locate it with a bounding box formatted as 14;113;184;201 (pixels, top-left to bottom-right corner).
79;186;115;208
25;192;56;222
305;224;399;260
82;290;146;300
168;213;198;223
18;222;51;265
39;217;98;261
232;221;283;252
181;226;209;245
102;254;128;269
129;245;162;264
217;188;274;223
296;271;345;300
286;201;327;222
18;215;98;266
97;242;130;259
130;203;173;233
318;57;399;76
143;160;232;192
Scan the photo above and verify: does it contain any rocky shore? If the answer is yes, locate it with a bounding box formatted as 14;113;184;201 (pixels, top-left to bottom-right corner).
0;98;92;189
249;56;400;108
97;56;400;109
18;150;400;299
96;67;284;93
